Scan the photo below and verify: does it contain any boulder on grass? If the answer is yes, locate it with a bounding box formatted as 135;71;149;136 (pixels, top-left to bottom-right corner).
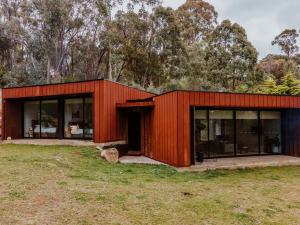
100;148;119;163
7;137;12;141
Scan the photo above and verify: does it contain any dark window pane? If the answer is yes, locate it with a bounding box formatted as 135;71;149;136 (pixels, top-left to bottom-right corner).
236;111;259;155
84;98;93;139
41;100;58;138
261;111;282;154
209;110;234;157
24;101;40;138
194;110;209;159
64;98;84;138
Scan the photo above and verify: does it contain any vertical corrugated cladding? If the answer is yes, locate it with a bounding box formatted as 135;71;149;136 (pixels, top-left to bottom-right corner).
141;110;152;156
282;109;300;157
2;80;97;99
149;92;178;166
4;100;22;139
102;80;154;142
176;91;300;167
93;80;104;143
177;91;191;167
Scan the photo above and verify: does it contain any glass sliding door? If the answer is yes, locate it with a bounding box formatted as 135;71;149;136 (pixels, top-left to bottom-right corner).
261;111;282;154
194;110;209;158
193;108;283;161
209;110;235;157
24;101;40;138
23;96;92;139
64;98;84;138
84;98;93;138
41;100;59;138
236;111;259;155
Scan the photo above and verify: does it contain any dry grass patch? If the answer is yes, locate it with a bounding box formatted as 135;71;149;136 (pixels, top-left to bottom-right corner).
0;144;300;225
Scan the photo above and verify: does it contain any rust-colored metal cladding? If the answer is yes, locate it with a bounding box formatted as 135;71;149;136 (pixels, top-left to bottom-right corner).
3;81;300;167
141;92;179;166
2;80;153;143
141;91;300;167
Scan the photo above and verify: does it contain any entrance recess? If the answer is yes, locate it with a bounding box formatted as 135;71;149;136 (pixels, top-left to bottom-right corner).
127;112;141;151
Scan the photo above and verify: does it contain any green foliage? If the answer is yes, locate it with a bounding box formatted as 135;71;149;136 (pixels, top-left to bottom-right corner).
259;72;300;95
259;77;280;94
176;0;218;44
205;20;258;91
0;0;298;95
279;72;300;95
257;54;300;83
272;29;299;58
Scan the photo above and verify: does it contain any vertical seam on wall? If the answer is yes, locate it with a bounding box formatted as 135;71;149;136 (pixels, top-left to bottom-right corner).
176;91;179;167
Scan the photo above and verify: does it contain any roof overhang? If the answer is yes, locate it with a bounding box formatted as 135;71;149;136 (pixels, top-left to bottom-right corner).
116;101;154;109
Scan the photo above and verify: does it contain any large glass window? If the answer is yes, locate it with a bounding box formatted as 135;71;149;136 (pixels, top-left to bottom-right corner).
41;100;59;138
194;109;282;160
64;98;84;138
209;110;234;157
194;110;209;158
24;101;40;138
261;111;282;154
84;98;93;138
236;111;259;155
23;97;93;139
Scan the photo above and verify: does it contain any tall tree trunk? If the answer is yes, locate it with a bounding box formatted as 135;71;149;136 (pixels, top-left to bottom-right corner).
232;77;236;91
107;43;112;80
105;0;112;80
46;54;51;84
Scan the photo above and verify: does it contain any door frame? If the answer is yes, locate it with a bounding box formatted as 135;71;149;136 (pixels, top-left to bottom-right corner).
127;111;142;152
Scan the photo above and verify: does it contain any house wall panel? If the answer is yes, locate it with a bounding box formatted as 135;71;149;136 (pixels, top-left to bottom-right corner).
173;91;300;166
2;80;153;143
143;92;178;166
3;100;22;140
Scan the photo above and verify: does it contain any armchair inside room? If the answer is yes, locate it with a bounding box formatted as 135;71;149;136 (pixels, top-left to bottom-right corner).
65;122;84;138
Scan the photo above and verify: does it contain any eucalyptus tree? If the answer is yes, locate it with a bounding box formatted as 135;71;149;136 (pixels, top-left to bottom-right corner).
272;29;299;58
176;0;217;45
205;20;258;91
25;0;89;83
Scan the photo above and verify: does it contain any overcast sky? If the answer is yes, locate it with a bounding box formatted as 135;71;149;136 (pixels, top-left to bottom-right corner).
163;0;300;59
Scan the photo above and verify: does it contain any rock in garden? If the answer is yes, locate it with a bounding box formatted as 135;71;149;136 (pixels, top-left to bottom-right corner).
100;148;119;163
96;146;103;152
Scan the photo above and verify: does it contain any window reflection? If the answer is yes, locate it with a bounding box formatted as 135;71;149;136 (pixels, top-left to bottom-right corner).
64;98;84;138
209;110;234;157
24;101;40;138
261;111;282;154
194;110;208;159
41;100;59;138
194;109;282;160
236;111;259;155
84;98;93;138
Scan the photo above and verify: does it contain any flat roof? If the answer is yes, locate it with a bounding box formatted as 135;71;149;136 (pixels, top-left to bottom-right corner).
2;79;104;89
3;79;300;98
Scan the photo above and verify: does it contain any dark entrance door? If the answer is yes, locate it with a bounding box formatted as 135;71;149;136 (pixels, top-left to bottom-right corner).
128;112;141;151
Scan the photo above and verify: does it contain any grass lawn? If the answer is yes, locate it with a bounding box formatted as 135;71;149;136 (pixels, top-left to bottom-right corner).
0;145;300;225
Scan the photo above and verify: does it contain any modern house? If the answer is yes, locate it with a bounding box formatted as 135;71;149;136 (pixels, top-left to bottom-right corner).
2;79;300;167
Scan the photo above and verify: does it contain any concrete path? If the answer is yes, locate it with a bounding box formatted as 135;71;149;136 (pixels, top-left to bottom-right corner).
1;139;97;147
178;155;300;172
1;139;125;147
119;156;165;165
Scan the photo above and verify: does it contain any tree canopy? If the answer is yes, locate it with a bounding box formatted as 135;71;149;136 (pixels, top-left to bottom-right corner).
0;0;300;95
